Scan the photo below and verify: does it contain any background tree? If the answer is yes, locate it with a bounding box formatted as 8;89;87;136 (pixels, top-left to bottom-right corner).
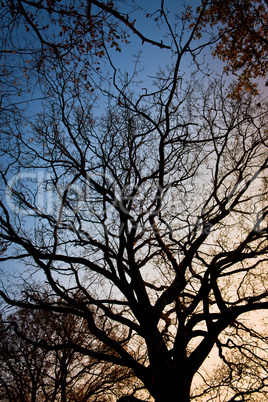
0;295;138;401
195;0;268;93
0;1;267;402
0;308;52;401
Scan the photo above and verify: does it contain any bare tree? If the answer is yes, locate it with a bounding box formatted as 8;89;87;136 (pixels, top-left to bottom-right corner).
0;1;267;401
0;296;137;401
0;309;52;402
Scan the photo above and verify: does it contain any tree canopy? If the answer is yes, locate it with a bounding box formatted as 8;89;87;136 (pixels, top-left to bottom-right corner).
0;1;267;401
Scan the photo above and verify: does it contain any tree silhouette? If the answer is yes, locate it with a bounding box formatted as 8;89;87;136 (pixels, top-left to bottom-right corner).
0;311;50;401
0;1;267;401
0;298;138;401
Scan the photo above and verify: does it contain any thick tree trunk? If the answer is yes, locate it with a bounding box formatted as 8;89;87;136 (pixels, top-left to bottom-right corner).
146;366;191;402
151;383;191;402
